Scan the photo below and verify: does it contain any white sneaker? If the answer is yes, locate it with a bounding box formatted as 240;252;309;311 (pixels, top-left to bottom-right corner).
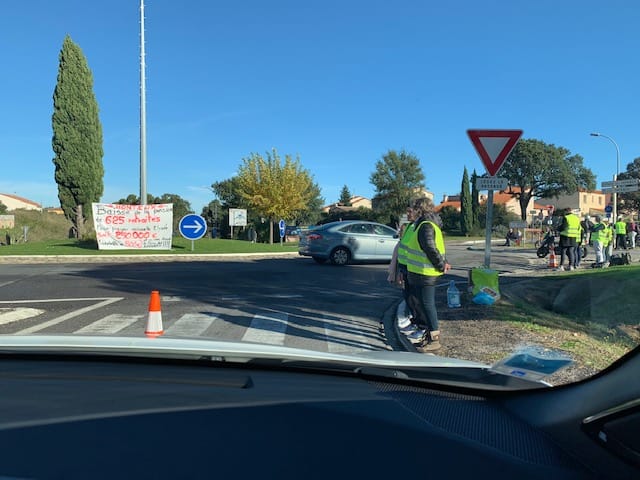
397;315;412;329
407;329;426;343
555;266;565;271
400;324;418;335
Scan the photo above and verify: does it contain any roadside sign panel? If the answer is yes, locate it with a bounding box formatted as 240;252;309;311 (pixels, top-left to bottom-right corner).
229;208;247;227
476;177;508;191
279;219;286;238
467;129;523;176
602;178;640;188
602;185;639;193
179;214;207;240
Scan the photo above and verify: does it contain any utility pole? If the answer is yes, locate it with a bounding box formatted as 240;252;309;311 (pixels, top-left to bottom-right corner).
139;0;148;204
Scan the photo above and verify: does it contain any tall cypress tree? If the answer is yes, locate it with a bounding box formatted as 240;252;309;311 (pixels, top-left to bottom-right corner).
471;169;480;230
52;35;104;239
460;167;473;236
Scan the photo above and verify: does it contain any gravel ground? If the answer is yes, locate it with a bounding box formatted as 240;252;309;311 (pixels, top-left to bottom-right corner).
394;272;635;386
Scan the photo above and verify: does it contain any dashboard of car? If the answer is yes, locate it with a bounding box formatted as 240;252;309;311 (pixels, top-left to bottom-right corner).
0;353;637;479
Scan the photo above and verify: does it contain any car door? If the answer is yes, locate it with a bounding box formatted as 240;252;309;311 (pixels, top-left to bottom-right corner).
372;224;398;259
339;223;376;259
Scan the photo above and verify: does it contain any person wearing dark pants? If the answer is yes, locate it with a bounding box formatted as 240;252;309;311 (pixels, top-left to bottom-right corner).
404;197;451;352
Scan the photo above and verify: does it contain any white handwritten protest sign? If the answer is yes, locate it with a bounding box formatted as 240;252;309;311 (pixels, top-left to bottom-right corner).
92;203;173;250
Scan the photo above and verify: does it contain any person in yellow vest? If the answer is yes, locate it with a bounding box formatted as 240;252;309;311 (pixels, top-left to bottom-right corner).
388;207;418;330
589;215;606;267
603;217;614;267
557;207;580;271
614;216;628;250
404;197;451;352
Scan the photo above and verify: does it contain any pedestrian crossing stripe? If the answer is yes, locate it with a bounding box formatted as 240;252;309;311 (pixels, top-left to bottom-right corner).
0;308;388;352
0;307;45;326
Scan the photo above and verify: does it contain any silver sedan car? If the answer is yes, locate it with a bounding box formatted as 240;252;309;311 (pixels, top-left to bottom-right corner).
298;220;399;265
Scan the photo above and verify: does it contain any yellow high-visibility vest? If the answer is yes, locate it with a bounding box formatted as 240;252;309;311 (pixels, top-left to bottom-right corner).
405;221;445;276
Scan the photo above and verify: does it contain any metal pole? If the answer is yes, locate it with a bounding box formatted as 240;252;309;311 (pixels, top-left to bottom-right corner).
590;132;620;221
484;190;494;268
139;0;147;205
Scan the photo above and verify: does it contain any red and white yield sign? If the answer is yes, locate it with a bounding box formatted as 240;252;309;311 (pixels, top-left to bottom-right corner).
467;129;523;176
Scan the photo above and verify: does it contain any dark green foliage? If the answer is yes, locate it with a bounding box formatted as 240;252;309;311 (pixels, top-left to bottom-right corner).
370;149;425;226
471;169;480;229
460;167;472;236
500;138;595;220
51;35;104;238
339;185;352;206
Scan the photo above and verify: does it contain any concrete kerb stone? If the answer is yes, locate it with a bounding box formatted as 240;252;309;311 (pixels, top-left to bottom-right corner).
0;251;300;264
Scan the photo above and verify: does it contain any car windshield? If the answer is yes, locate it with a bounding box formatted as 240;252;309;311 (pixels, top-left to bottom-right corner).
1;0;639;390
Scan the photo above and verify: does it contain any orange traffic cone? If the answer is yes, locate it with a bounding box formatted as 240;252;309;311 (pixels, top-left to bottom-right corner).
145;290;164;338
548;249;558;269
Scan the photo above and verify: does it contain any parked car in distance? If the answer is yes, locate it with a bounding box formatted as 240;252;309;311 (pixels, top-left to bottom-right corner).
298;220;399;265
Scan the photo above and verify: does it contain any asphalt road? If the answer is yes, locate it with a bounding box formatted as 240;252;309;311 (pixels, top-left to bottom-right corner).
0;243;544;353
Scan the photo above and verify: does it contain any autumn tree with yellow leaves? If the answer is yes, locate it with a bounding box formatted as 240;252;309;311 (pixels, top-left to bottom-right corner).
236;149;319;243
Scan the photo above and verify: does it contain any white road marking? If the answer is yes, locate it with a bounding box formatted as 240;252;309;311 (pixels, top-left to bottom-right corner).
242;312;288;345
165;313;217;337
0;308;45;326
12;297;124;334
75;313;142;335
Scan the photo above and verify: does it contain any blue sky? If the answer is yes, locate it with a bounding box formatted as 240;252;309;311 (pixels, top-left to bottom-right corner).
1;0;639;213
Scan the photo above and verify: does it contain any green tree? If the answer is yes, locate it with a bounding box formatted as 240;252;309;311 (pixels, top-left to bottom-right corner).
471;169;480;229
114;194;154;205
296;182;324;226
236;148;318;243
0;201;7;215
338;185;352;206
370;149;425;226
439;206;460;233
52;35;104;239
617;158;640;215
200;199;222;236
500;138;596;220
460;167;472;236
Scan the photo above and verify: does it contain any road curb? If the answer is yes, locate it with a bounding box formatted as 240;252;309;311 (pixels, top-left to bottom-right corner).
0;251;300;264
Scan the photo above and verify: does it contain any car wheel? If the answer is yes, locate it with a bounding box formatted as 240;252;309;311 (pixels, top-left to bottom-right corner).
330;247;350;266
312;256;327;264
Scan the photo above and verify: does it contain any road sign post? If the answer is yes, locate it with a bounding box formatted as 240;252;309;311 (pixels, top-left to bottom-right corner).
179;214;207;251
279;219;285;246
467;129;523;267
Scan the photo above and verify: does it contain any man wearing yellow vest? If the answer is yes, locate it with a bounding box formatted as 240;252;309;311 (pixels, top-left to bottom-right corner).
557;207;580;271
404;197;451;352
614;216;628;250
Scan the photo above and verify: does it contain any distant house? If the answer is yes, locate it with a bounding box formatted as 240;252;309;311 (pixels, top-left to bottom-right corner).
435;188;535;218
538;189;607;218
322;195;372;214
0;193;42;211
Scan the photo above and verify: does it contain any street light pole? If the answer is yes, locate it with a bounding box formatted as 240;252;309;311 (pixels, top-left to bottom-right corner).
590;132;620;221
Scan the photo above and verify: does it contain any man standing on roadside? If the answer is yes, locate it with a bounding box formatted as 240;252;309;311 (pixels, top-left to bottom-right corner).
557;208;580;271
614;216;627;250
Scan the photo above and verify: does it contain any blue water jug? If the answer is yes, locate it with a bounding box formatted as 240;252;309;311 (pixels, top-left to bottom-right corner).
447;280;461;308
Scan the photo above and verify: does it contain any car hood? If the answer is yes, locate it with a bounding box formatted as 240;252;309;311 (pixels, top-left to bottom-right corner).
0;334;487;369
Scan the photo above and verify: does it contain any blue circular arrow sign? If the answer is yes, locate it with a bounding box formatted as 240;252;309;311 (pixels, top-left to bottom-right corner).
179;214;207;240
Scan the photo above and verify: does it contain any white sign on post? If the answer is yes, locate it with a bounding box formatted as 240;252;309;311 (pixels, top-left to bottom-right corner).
92;203;173;250
476;177;508;191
